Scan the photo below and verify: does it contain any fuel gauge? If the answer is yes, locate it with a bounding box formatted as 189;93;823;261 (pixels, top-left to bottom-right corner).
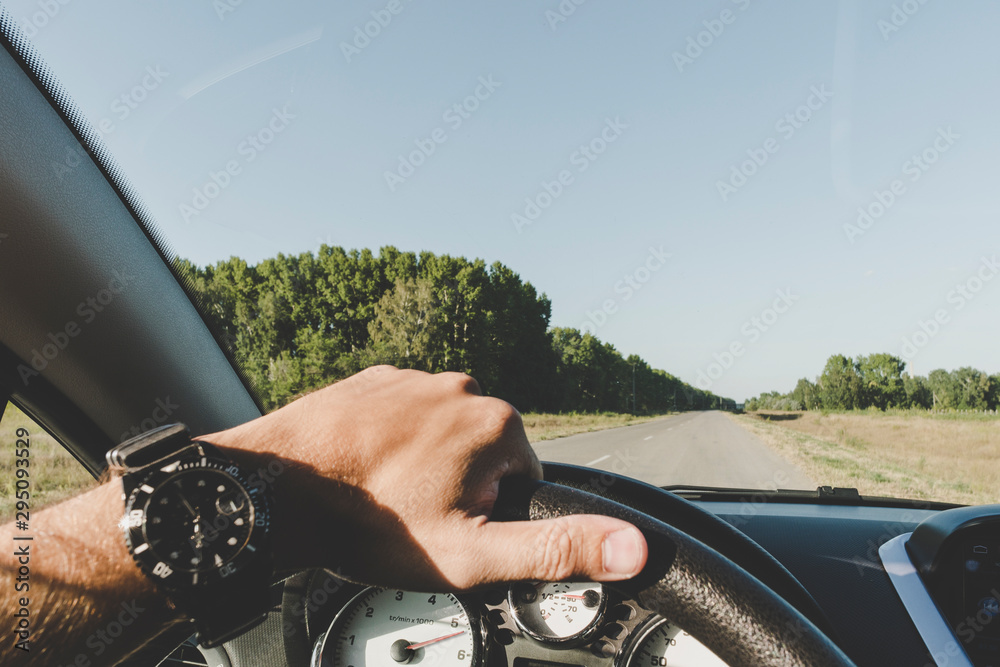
508;582;607;645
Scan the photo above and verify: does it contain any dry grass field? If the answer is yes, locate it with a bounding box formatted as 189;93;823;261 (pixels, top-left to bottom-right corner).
0;403;98;523
729;410;1000;505
520;412;668;442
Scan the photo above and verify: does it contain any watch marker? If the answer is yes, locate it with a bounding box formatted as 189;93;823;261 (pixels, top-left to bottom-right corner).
140;484;154;493
134;543;149;553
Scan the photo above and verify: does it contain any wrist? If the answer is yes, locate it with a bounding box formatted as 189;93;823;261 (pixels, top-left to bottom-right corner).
203;428;345;574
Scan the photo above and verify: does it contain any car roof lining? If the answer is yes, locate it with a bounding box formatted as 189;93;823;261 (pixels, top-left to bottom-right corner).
0;12;263;470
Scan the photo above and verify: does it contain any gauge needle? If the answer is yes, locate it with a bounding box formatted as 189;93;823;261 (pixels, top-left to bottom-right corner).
405;630;465;650
560;594;587;600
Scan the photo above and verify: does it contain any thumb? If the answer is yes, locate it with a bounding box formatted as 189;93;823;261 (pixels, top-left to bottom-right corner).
467;515;647;585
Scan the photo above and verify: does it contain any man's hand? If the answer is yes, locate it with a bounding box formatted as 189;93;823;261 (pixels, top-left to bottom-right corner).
206;366;647;591
0;366;647;664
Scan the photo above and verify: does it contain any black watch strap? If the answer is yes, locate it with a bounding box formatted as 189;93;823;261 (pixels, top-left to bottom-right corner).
171;569;274;647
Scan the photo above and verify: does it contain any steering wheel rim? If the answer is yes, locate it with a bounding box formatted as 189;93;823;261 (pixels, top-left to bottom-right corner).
540;462;836;638
494;473;856;667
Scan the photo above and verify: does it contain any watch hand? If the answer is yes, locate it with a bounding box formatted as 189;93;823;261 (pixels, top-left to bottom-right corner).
178;492;199;518
405;630;465;650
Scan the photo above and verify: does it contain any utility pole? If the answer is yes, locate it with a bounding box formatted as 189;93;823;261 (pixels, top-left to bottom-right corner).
631;364;636;414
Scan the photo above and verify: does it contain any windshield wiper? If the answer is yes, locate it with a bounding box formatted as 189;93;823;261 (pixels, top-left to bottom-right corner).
661;485;964;510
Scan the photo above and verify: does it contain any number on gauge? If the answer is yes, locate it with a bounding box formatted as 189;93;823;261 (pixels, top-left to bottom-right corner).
508;582;606;643
322;587;478;666
621;619;679;667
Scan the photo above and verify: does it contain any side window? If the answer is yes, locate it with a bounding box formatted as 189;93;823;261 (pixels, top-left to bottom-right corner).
1;401;98;524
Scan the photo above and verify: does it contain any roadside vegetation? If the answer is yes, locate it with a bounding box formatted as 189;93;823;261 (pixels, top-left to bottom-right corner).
0;403;98;523
521;412;669;442
745;352;998;413
729;409;1000;505
174;247;734;414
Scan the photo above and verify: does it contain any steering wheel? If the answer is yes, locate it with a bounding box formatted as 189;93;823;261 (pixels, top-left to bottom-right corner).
282;463;856;667
493;465;856;667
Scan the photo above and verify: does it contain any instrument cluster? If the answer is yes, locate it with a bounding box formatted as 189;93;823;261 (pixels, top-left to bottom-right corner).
308;576;724;667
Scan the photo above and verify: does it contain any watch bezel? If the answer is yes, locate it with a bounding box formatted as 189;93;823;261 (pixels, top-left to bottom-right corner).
123;454;272;591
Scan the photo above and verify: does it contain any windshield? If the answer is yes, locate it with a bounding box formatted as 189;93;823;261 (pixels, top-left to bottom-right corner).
6;1;998;504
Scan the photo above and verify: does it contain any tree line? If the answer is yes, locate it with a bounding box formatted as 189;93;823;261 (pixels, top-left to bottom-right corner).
745;353;1000;412
175;246;733;413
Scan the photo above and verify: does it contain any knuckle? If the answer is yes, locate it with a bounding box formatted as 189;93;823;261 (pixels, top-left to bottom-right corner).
534;521;578;581
438;371;482;395
481;398;520;438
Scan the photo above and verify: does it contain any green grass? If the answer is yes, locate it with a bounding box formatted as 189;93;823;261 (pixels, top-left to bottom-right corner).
0;403;98;524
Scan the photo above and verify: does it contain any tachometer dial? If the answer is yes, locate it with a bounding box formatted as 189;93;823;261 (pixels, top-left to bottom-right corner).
321;587;479;667
508;582;606;644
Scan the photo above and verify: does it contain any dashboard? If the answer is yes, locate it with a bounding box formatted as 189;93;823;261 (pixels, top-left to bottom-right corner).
170;497;1000;667
306;578;724;667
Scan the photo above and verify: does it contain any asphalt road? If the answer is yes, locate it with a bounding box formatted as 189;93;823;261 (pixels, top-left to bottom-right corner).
532;411;815;490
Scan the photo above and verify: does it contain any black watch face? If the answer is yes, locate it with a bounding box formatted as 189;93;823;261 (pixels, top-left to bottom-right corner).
143;469;254;574
125;457;270;587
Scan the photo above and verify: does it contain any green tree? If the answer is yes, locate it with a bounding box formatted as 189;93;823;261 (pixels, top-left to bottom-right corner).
902;374;933;409
366;278;440;370
818;354;863;410
856;353;906;409
790;378;821;410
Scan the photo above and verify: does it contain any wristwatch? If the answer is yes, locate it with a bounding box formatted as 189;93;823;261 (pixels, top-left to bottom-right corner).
106;423;274;647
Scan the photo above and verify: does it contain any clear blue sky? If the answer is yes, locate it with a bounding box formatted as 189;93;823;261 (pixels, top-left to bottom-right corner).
7;0;999;401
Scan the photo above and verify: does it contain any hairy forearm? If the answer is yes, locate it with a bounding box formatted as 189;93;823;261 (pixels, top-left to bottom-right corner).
0;481;185;665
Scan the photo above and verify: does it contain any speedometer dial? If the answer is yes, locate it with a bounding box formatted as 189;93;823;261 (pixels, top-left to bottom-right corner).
621;619;679;667
321;587;479;667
